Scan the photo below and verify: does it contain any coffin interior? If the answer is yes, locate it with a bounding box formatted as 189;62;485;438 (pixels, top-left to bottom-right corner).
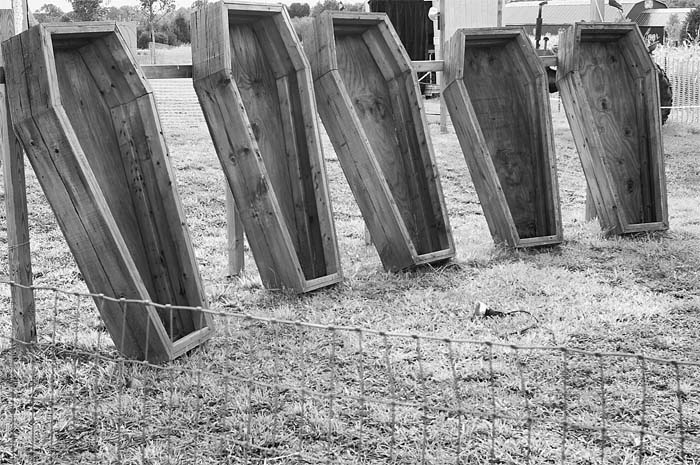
462;39;556;239
576;32;658;224
227;14;330;280
52;33;197;341
334;23;451;255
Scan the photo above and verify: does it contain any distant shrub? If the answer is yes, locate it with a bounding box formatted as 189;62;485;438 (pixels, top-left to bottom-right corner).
291;16;314;42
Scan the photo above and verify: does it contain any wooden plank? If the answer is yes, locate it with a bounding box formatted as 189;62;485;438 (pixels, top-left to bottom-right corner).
315;71;415;270
444;29;563;247
411;60;443;73
5;23;213;360
558;23;667;235
110;98;195;338
456;38;549;241
578;41;643;225
276;73;318;278
15;107;172;361
360;26;401;81
1;8;35;346
12;26;173;361
557;73;621;234
373;19;412;75
223;1;282;14
293;65;341;275
251;16;295;79
229;23;313;275
225;183;245;276
443;79;518;245
335;34;420;257
194;4;342;292
507;36;559;238
138;95;211;331
43;21;117;36
308;12;454;269
191;1;230;81
93;32;151;100
398;72;454;254
194;71;306;291
171;326;214;359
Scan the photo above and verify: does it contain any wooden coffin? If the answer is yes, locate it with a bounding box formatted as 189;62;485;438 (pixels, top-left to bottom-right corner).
303;12;455;271
444;28;563;248
557;23;668;235
2;23;214;363
191;1;342;293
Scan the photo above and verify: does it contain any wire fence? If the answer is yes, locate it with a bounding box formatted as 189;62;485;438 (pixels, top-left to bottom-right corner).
1;281;699;464
654;46;700;125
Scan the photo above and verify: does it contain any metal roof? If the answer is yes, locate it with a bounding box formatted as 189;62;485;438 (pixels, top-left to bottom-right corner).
503;0;666;26
636;8;692;27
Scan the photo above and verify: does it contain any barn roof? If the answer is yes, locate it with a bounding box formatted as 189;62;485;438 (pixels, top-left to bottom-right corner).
503;0;667;26
636;7;692;27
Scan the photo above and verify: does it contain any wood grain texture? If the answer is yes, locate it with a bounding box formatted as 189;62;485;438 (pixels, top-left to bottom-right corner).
320;13;453;265
314;70;416;271
444;28;562;247
1;8;36;346
192;2;342;292
557;23;667;235
225;184;245;276
336;35;424;245
4;24;212;361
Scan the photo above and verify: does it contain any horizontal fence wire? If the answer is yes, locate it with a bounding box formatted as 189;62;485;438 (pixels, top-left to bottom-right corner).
1;281;699;464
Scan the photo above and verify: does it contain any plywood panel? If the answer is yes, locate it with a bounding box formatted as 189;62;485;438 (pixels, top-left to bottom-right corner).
304;11;455;270
192;1;342;292
444;28;562;248
3;23;213;362
557;23;668;235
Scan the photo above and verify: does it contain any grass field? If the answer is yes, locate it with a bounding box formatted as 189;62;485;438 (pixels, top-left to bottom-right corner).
0;82;699;463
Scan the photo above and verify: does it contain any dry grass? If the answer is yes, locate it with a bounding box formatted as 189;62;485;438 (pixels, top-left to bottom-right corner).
134;45;193;65
0;82;699;463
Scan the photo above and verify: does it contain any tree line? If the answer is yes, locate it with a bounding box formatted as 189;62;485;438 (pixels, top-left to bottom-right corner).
33;0;365;48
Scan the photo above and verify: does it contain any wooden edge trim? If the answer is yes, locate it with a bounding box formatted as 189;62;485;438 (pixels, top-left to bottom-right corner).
413;248;456;265
171;326;216;359
516;235;563;247
622;222;669;234
299;272;344;293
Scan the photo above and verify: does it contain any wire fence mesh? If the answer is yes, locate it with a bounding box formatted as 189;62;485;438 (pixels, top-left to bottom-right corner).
654;46;700;125
1;281;699;464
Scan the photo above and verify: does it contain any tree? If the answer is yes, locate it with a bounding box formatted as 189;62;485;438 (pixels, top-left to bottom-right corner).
140;0;175;62
34;3;66;22
103;5;143;22
172;13;190;44
311;0;340;16
311;0;364;16
666;13;682;45
72;0;104;21
288;2;310;18
344;2;365;11
681;6;700;43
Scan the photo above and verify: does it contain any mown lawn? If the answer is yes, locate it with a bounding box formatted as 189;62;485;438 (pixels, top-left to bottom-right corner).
0;83;699;463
